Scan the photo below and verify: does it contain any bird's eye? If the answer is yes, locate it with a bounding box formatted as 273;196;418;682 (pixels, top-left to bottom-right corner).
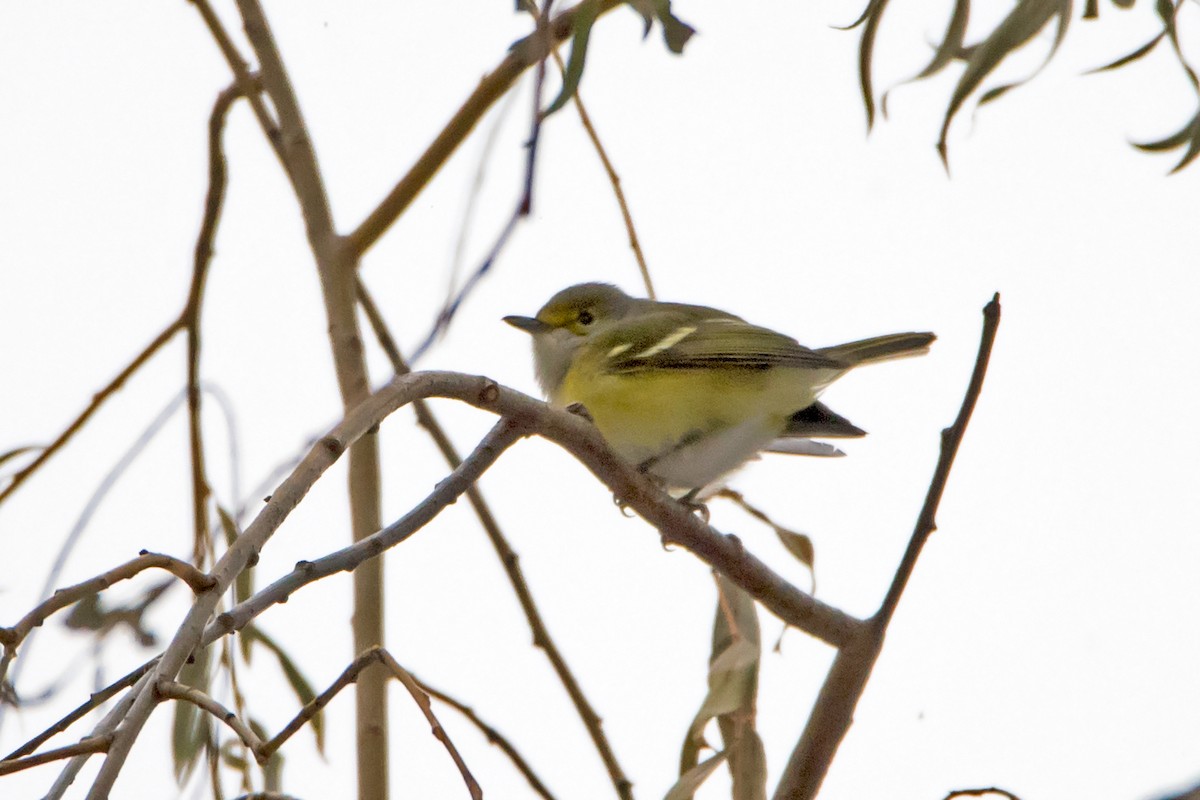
578;310;595;326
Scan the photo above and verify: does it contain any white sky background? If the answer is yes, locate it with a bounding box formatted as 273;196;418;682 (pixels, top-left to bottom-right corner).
2;1;1199;799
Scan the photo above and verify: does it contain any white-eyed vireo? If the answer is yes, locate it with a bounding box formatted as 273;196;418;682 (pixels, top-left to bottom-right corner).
504;283;934;497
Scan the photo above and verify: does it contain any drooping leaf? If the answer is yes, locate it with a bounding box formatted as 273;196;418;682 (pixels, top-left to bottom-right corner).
664;750;729;800
724;726;767;800
775;528;815;572
711;578;765;800
937;0;1072;167
1134;111;1200;172
545;0;600;116
243;625;324;753
678;577;762;797
1088;33;1165;73
922;0;972;79
625;0;696;53
857;0;892;128
172;646;213;783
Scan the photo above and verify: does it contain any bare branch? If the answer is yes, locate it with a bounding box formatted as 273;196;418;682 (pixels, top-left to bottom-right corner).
185;80;246;567
346;0;625;257
209;371;859;648
772;294;1002;800
547;47;655;298
3;663;151;762
187;0;283;162
261;649;374;758
414;675;558;800
0;319;183;507
230;2;388;795
0;736;111;777
204;417;528;645
375;650;481;800
0;552;213;683
156;679;265;761
357;279;629;797
47;668;153;800
75;362;867;796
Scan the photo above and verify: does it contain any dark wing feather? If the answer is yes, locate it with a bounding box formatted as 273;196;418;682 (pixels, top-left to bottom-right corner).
596;311;846;373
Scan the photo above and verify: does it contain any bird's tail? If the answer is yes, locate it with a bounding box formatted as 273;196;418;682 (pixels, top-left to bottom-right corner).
818;332;936;366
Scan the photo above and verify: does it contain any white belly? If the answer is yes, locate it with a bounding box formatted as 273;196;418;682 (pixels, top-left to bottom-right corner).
639;417;778;492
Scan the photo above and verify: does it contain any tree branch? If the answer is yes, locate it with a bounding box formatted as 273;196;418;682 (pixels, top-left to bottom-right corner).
155;679;265;757
413;674;558;800
345;0;624;257
0;319;183;507
357;279;632;797
0;552;213;685
0;736;111;777
772;293;1002;800
229;3;387;797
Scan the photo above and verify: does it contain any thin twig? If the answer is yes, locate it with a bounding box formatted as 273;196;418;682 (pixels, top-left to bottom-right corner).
185;81;245;567
0;552;213;682
0;736;112;777
187;0;283;161
46;668;153;799
547;47;654;298
204;418;529;646
3;663;152;761
357;279;631;796
414;675;558;800
375;650;482;800
346;0;625;257
229;4;388;798
260;648;481;800
772;294;1002;800
206;371;860;647
261;649;375;758
0;391;190;735
70;367;865;796
0;319;183;507
155;680;265;757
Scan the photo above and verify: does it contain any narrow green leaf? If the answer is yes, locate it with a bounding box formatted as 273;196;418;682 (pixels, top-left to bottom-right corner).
664;750;728;800
1133;112;1197;151
629;0;696;52
624;0;655;36
544;0;600;116
172;646;213;783
1087;33;1165;73
978;82;1021;105
917;0;971;80
937;0;1070;165
726;727;767;800
835;0;881;31
858;0;890;128
657;8;696;53
244;626;324;753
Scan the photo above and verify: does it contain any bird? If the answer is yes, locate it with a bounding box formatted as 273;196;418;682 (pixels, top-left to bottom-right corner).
504;282;934;498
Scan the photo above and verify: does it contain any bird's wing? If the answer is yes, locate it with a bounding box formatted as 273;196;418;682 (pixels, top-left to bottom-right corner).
595;311;847;373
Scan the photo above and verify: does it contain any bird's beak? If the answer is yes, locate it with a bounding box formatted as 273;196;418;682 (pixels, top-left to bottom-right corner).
503;315;551;334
